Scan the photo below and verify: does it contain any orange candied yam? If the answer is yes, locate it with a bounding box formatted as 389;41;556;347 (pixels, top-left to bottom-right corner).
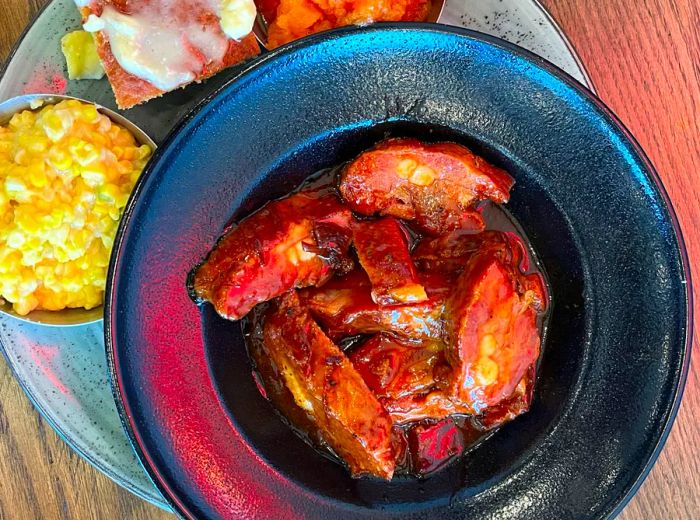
277;0;323;32
353;217;427;305
339;138;514;236
265;0;323;47
263;292;396;478
262;0;432;48
191;188;353;320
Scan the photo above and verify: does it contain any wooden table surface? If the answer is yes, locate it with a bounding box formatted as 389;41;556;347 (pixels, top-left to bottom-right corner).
1;0;698;518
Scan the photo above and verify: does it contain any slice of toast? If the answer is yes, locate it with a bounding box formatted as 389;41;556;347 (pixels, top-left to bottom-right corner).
77;2;260;109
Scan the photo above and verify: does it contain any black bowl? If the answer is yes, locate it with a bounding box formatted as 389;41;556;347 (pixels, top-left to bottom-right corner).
105;24;691;519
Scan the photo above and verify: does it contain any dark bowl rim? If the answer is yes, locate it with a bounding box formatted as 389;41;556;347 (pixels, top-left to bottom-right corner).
104;23;693;520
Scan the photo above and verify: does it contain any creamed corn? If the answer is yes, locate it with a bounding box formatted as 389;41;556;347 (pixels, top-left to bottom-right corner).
0;99;151;315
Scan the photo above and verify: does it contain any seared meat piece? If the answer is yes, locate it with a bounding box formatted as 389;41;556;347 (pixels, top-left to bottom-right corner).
352;217;427;305
300;268;449;341
445;253;541;413
475;365;535;430
351;334;447;400
382;387;471;424
339;138;514;235
190;188;353;320
399;366;534;475
414;230;548;312
413;230;519;275
262;292;396;479
350;334;470;424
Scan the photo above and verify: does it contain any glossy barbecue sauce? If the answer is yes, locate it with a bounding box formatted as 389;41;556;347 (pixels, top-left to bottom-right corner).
243;165;551;478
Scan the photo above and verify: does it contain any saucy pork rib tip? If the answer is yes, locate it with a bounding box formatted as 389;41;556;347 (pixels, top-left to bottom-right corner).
191;187;353;320
262;291;396;478
339;138;514;235
350;334;472;424
445;252;542;413
352;217;427;305
299;268;450;341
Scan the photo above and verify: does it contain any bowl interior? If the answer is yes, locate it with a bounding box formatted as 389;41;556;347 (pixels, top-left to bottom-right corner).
206;120;587;506
107;25;689;520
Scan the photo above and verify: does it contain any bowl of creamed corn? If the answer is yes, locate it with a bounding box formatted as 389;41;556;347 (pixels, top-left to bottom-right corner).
0;94;154;326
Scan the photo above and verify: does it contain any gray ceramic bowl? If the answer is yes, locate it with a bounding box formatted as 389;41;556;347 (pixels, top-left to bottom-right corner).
0;94;156;326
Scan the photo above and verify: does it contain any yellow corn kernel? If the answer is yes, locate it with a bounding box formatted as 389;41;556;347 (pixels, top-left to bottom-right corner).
27;161;48;188
21;249;43;267
116;159;133;176
8;111;31;130
107;206;121;220
97;183;120;204
0;251;22;273
89;131;109;148
80;163;107;187
17;132;49;154
15;212;39;234
129;170;142;184
106;124;121;142
41;112;68;142
113;128;136;147
47;145;73;171
13;148;29;166
68;228;90;253
82;103;100;121
0;139;12;156
115;192;129;209
13;294;39;316
5;176;29;199
137;144;151;160
6;231;25;249
120;147;135;161
70;139;99;166
96;114;112;134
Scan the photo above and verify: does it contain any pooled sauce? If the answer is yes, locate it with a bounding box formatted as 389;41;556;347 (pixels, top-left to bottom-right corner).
242;164;550;478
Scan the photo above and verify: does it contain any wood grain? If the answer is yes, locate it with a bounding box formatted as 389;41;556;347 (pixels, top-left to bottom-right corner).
0;0;698;518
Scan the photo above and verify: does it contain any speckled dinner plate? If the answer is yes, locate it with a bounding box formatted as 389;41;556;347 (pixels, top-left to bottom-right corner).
0;0;593;510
